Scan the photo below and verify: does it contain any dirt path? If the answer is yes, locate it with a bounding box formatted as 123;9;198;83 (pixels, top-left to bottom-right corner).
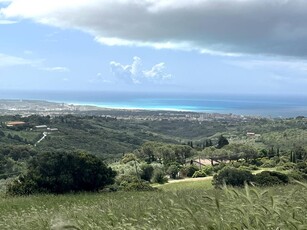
34;132;48;146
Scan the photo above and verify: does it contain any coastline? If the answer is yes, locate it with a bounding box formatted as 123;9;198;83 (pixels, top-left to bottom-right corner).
2;93;307;118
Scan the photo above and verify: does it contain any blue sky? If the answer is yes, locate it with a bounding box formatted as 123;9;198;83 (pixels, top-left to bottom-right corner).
1;0;307;95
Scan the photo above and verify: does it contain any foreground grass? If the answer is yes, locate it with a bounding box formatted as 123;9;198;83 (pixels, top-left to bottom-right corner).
0;183;306;229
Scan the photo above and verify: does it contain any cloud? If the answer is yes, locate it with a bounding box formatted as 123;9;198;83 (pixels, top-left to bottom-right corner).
143;63;171;80
0;19;16;24
0;53;36;67
228;59;307;73
41;66;70;72
0;53;70;73
2;0;307;57
110;57;171;84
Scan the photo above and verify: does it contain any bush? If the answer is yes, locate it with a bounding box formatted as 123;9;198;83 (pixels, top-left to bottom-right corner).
167;164;179;179
261;158;277;168
152;169;168;184
213;162;227;173
7;151;116;195
212;167;254;188
254;171;289;186
180;165;199;178
229;161;242;168
140;163;154;181
295;162;307;174
121;153;138;164
276;162;296;171
244;165;259;171
192;170;207;178
249;158;263;167
192;166;213;178
201;165;214;175
238;166;252;171
287;170;307;182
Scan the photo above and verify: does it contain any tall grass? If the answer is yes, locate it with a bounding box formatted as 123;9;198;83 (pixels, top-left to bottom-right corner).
0;183;306;229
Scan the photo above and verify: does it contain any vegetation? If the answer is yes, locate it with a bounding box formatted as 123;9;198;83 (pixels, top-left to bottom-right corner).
1;114;307;228
0;183;306;229
254;171;289;186
212;167;254;188
7;151;116;195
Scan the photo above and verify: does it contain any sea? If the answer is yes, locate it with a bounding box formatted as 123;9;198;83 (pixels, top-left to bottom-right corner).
1;90;307;118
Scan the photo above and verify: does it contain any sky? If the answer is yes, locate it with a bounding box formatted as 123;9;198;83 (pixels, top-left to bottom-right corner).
1;0;307;95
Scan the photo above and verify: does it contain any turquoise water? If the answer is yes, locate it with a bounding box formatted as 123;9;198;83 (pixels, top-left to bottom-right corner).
1;90;307;117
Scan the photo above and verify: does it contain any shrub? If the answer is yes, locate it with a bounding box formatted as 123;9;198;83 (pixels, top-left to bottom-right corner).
229;161;242;168
212;167;254;188
152;169;168;184
201;165;214;175
261;158;277;168
7;151;116;195
192;170;207;178
213;162;227;173
246;165;259;171
249;158;263;167
192;166;213;178
121;153;138;164
276;162;296;170
287;170;307;182
295;162;307;174
238;166;252;171
180;165;199;177
254;171;289;186
167;164;179;179
140;163;154;181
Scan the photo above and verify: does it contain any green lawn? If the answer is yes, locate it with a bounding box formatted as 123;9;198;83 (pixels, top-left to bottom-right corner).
155;177;213;191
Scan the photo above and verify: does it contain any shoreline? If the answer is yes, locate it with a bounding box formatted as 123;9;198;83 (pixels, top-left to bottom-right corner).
1;98;307;118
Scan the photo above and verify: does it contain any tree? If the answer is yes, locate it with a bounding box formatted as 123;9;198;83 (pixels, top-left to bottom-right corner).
212;167;254;188
202;146;217;165
180;164;199;177
140;163;154;181
139;142;157;163
152;168;168;184
217;135;229;149
254;171;289;186
167;164;180;179
7;151;116;195
202;147;230;165
121;153;138;164
205;139;213;147
293;146;307;162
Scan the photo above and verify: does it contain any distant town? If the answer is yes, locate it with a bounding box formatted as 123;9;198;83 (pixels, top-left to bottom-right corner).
0;99;263;123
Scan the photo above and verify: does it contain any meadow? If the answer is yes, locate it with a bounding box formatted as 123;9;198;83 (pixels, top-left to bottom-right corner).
0;181;306;230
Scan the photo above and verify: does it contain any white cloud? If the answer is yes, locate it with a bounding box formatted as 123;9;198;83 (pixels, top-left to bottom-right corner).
228;59;307;73
110;57;171;84
0;53;70;73
0;53;36;67
2;0;307;57
143;63;171;80
41;66;70;72
0;19;16;24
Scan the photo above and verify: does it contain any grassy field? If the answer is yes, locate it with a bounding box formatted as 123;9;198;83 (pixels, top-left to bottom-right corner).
0;180;306;230
155;177;213;191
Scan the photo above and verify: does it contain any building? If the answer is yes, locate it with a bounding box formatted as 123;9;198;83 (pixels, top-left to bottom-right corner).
6;121;26;127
